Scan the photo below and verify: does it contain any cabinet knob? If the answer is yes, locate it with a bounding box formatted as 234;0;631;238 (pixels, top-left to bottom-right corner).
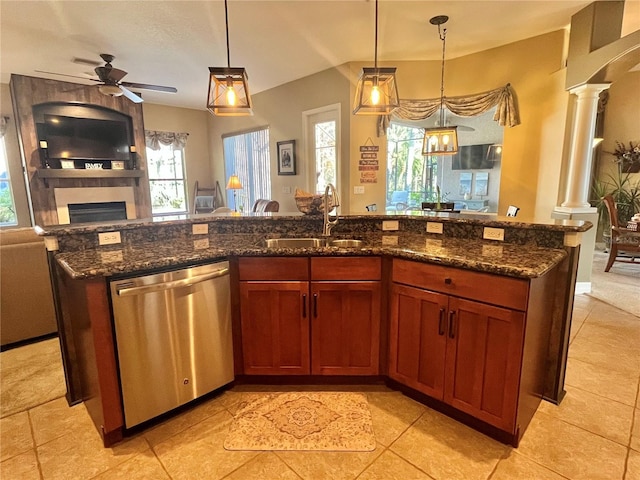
444;277;452;285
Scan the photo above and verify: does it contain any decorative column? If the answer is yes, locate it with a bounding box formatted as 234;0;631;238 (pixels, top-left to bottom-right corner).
560;83;610;209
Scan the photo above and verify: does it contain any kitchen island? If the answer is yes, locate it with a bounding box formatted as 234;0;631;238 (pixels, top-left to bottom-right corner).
38;211;590;447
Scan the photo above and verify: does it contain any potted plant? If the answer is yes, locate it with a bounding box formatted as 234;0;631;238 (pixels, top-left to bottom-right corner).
592;170;640;248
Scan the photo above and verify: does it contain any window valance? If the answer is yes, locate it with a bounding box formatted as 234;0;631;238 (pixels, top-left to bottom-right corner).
145;130;189;151
377;83;520;136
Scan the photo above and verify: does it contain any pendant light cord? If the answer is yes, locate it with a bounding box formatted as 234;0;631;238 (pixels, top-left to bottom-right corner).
438;24;447;126
374;0;379;70
224;0;231;68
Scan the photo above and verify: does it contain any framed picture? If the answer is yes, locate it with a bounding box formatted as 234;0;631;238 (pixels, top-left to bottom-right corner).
277;140;296;175
474;172;489;196
459;172;472;196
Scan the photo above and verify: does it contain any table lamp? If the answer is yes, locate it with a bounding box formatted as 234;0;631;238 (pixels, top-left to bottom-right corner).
226;174;243;212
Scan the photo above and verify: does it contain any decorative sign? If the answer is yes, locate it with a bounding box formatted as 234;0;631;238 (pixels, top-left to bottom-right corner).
359;140;379;183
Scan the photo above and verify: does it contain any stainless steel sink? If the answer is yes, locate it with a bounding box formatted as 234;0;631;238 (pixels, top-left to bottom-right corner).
329;239;363;248
264;238;326;248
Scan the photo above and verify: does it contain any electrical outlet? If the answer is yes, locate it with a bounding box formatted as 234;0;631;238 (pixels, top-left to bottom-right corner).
192;224;208;235
382;235;398;245
354;186;365;194
98;231;121;245
483;227;505;241
426;222;443;234
193;238;209;250
100;250;123;263
425;238;442;248
382;220;399;231
282;186;292;194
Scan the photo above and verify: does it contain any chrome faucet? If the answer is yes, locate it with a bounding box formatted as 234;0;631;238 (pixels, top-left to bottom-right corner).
322;183;340;237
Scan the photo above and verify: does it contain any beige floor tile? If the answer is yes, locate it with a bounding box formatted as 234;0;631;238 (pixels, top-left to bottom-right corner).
275;444;383;480
91;449;170;479
0;338;66;418
0;449;40;480
564;357;639;406
389;408;508;480
632;408;640;452
143;395;227;447
579;315;640;349
570;307;588;343
491;451;567;479
568;335;640;374
537;386;634;445
0;411;33;462
517;410;627;480
358;449;434;480
153;409;258;480
29;397;94;446
37;425;148;480
628;449;640;480
366;392;425;447
224;452;301;479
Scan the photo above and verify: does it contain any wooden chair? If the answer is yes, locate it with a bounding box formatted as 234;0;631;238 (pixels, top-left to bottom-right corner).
252;199;279;213
602;194;640;272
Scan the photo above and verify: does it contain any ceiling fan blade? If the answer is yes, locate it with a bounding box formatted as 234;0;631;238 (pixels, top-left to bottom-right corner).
107;68;128;83
121;82;177;93
72;57;101;67
35;70;100;81
120;86;144;103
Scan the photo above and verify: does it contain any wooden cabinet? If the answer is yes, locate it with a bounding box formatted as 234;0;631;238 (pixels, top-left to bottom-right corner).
238;257;381;376
390;258;544;441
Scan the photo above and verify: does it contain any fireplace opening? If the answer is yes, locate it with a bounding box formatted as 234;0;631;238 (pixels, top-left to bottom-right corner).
68;201;127;224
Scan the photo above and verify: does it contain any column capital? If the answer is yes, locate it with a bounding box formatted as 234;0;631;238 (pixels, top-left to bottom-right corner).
569;83;611;97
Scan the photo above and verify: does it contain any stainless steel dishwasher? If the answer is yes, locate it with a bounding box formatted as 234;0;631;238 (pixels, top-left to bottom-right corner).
110;261;234;428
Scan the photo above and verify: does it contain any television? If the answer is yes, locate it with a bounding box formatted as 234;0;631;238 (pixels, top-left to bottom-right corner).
451;144;494;170
42;114;132;162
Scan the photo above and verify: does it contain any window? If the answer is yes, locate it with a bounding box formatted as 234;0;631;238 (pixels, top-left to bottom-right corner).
304;104;340;194
0;137;17;226
223;127;271;212
386;123;439;210
145;132;188;215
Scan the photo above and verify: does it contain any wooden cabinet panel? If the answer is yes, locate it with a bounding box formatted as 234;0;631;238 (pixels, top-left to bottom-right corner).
311;257;381;281
311;281;381;375
392;258;529;311
389;283;447;398
239;281;310;375
239;257;308;281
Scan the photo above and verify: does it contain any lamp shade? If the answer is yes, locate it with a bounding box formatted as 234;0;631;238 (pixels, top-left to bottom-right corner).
353;67;400;115
207;67;253;116
421;126;459;156
226;174;243;190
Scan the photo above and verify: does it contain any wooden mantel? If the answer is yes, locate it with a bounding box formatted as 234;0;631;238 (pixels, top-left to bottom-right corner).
10;74;152;226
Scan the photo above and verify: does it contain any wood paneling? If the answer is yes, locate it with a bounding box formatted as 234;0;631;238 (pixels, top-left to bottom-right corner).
9;74;151;226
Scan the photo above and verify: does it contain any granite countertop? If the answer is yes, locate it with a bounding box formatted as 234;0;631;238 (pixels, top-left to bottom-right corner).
55;233;567;280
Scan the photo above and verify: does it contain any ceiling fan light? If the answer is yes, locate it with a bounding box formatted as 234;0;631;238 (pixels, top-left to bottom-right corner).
207;67;253;116
421;126;459;155
98;84;123;97
353;67;400;115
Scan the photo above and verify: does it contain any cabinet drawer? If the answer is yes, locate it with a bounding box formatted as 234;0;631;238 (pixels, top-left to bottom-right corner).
392;259;528;311
239;257;308;281
311;257;381;281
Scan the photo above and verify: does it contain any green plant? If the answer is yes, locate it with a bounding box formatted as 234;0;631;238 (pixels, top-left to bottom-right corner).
592;170;640;234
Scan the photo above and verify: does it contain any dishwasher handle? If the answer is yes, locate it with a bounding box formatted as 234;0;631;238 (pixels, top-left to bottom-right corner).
116;267;229;297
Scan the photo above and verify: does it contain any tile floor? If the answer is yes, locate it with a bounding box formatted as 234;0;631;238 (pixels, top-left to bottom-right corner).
1;295;639;479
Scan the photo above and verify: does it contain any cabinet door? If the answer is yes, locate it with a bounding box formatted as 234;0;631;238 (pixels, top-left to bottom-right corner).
389;283;448;399
310;281;380;375
444;297;525;432
239;281;310;375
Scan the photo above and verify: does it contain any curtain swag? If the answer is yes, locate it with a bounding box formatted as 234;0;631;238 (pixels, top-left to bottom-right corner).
0;116;9;138
377;84;520;137
145;130;189;151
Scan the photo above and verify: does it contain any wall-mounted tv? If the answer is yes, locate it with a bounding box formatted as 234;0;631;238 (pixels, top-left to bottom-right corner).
42;114;131;162
451;144;494;170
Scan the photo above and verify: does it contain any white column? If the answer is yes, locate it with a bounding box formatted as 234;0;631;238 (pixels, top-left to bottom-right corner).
560;83;610;210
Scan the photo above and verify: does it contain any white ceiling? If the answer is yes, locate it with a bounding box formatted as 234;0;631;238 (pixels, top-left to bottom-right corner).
2;1;638;111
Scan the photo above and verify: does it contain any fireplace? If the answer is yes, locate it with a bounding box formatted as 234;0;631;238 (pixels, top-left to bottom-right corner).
54;187;136;224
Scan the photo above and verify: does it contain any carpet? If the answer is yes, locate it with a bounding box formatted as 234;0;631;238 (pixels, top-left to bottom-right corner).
588;250;640;317
224;392;376;452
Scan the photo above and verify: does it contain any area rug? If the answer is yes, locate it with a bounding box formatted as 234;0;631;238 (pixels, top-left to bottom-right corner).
588;250;640;318
224;392;376;451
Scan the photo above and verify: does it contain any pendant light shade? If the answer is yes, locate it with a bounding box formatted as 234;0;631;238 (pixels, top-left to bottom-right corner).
422;15;458;156
207;0;253;116
353;0;399;115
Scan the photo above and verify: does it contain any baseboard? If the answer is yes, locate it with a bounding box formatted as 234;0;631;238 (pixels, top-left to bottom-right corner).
575;281;591;294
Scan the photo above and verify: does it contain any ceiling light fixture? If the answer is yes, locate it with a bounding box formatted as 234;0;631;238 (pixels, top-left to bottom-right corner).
353;0;399;115
207;0;252;116
98;84;123;97
422;15;458;156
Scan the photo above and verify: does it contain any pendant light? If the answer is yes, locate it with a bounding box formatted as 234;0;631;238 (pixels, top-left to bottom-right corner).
353;0;399;115
422;15;458;155
207;0;252;116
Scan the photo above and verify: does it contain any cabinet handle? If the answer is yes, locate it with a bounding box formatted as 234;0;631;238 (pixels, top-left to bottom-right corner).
302;294;307;318
444;277;452;285
448;311;456;338
313;293;318;318
438;308;446;335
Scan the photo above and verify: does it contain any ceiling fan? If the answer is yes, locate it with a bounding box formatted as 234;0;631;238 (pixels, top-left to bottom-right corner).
36;53;177;103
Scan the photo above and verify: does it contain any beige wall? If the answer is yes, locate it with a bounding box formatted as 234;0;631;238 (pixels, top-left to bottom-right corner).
1;83;32;227
142;103;213;213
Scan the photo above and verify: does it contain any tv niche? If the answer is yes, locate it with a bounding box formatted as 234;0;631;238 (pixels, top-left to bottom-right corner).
451;144;495;170
34;103;136;170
